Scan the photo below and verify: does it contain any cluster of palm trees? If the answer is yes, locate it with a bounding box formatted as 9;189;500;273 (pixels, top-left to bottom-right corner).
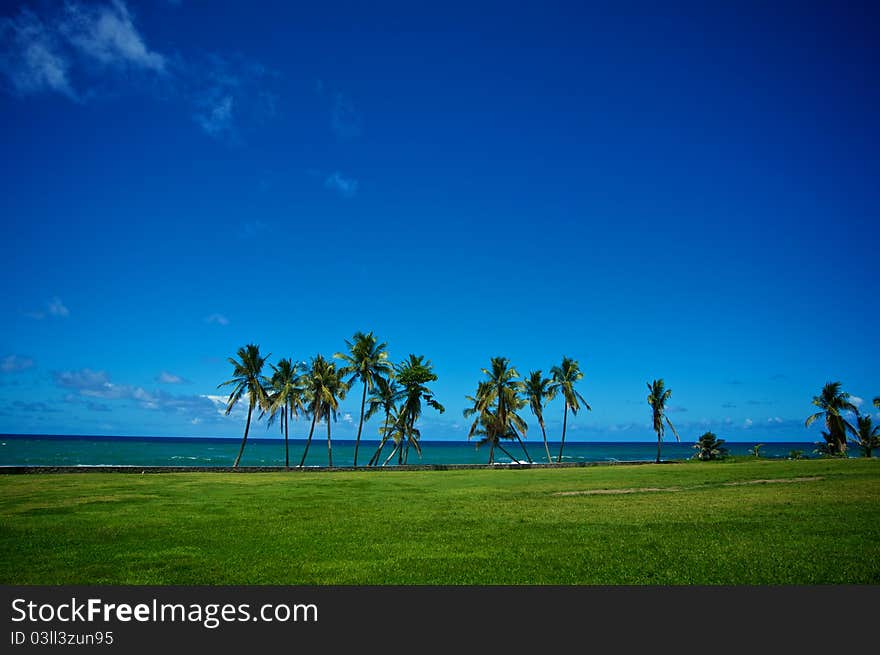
464;356;590;464
806;382;880;458
218;333;444;468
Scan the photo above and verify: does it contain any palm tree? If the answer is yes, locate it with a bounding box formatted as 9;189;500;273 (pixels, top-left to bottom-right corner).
393;355;445;465
366;375;404;466
692;431;728;461
263;358;305;469
469;411;523;464
524;370;555;464
748;443;764;458
218;344;270;468
298;355;348;467
549;357;590;463
853;414;880;458
874;396;880;410
335;331;393;467
378;405;424;466
464;358;531;464
646;379;680;464
805;382;858;456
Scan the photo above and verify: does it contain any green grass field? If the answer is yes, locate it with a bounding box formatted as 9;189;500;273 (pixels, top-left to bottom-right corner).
1;458;878;584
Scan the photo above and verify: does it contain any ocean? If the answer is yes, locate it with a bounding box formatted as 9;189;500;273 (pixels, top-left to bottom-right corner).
0;434;825;467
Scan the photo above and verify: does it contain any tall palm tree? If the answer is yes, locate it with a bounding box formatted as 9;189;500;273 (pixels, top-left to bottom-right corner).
263;358;305;469
524;370;555;463
874;396;880;410
853;414;880;458
464;358;531;464
366;375;404;466
805;381;858;456
549;357;590;463
335;331;393;467
393;354;444;465
218;344;270;468
646;378;680;464
298;355;348;467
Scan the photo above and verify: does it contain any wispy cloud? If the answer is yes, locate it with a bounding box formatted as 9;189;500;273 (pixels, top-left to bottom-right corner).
11;400;61;414
330;91;362;138
667;405;688;413
194;93;234;136
324;171;358;198
189;54;278;142
850;396;863;408
156;371;188;384
1;355;35;373
721;402;736;408
205;313;229;326
1;3;278;142
0;1;165;99
746;399;773;406
0;8;74;97
60;0;165;72
26;296;69;319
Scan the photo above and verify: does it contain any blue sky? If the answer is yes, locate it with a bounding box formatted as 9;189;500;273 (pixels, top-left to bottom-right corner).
1;0;877;442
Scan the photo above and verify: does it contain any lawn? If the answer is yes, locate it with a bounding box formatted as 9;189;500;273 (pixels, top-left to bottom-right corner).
1;458;878;584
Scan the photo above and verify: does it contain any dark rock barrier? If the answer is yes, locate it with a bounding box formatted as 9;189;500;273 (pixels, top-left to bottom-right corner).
0;460;675;474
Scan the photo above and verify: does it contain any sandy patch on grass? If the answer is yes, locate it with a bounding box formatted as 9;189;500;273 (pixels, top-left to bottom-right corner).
553;487;680;496
721;476;823;486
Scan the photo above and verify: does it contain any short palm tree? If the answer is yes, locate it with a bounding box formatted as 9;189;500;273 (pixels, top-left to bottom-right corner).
805;382;858;456
692;431;728;461
392;355;444;465
378;405;424;466
524;370;555;463
366;375;404;466
464;358;531;464
748;443;764;458
549;357;590;463
298;355;348;468
335;331;393;467
853;414;880;458
646;378;680;463
218;344;270;468
469;411;523;464
263;358;305;468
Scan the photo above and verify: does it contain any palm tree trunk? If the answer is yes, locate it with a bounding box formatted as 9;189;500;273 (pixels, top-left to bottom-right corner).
298;411;318;468
383;441;401;467
496;442;518;462
656;431;661;464
488;439;495;464
232;403;254;468
369;412;391;466
513;431;532;463
284;406;289;469
556;403;569;463
354;382;367;467
540;420;552;464
326;410;333;468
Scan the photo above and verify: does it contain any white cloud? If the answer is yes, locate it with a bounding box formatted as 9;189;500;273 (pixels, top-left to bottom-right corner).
205;313;229;326
156;371;186;384
61;0;165;72
324;172;358;198
767;417;783;424
0;1;165;99
1;355;35;373
47;296;69;317
744;418;753;428
343;413;353;424
0;8;74;97
26;296;69;319
194;94;234;136
850;396;863;408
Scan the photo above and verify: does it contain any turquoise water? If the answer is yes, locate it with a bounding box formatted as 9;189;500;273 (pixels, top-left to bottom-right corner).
0;435;824;467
